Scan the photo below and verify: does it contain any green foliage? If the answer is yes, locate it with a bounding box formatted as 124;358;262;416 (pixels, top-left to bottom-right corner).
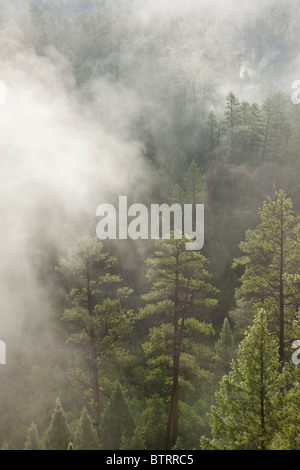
140;235;218;448
44;398;70;450
231;190;300;363
223;92;241;159
215;318;236;375
120;426;146;450
57;236;134;358
202;310;281;450
3;0;300;452
171;160;208;206
25;422;41;450
141;395;168;450
57;236;135;423
74;407;99;450
100;382;135;450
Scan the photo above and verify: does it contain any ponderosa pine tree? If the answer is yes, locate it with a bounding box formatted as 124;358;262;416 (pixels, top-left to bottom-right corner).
140;234;218;450
25;422;41;450
99;382;135;450
74;407;99;450
201;310;281;450
231;190;300;366
44;398;70;451
56;236;135;426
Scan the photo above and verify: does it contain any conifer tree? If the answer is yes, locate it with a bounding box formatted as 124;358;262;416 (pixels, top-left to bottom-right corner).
140;235;218;450
25;422;41;450
74;407;99;450
120;426;146;450
100;382;135;450
270;373;300;450
57;236;135;426
232;190;300;365
201;310;281;450
223;92;241;159
215;318;236;375
44;398;70;451
171;159;208;207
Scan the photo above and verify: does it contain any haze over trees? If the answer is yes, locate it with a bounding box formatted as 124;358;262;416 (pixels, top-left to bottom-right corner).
1;0;300;450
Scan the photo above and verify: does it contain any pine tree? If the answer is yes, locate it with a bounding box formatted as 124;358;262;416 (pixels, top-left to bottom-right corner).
57;236;135;426
74;407;99;450
25;422;41;450
271;376;300;450
231;190;300;366
223;92;242;199
140;235;218;450
201;310;281;450
44;398;70;451
100;382;135;450
171;160;208;207
223;92;241;160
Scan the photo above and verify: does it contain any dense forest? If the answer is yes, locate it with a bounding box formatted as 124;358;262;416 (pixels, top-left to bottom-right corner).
1;0;300;450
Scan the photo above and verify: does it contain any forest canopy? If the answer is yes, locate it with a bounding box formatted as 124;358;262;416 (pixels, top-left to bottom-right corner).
0;0;300;451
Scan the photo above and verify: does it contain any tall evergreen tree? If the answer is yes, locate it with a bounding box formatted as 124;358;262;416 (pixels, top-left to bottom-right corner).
231;190;300;366
223;91;241;160
57;236;135;426
201;310;281;450
140;234;218;450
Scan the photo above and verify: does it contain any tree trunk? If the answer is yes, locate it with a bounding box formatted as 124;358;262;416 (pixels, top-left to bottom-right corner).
87;265;101;426
165;269;189;450
260;314;266;450
279;207;285;369
90;332;101;427
165;253;180;450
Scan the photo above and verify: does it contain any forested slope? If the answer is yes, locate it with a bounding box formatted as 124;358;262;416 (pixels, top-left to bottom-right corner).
0;0;300;450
